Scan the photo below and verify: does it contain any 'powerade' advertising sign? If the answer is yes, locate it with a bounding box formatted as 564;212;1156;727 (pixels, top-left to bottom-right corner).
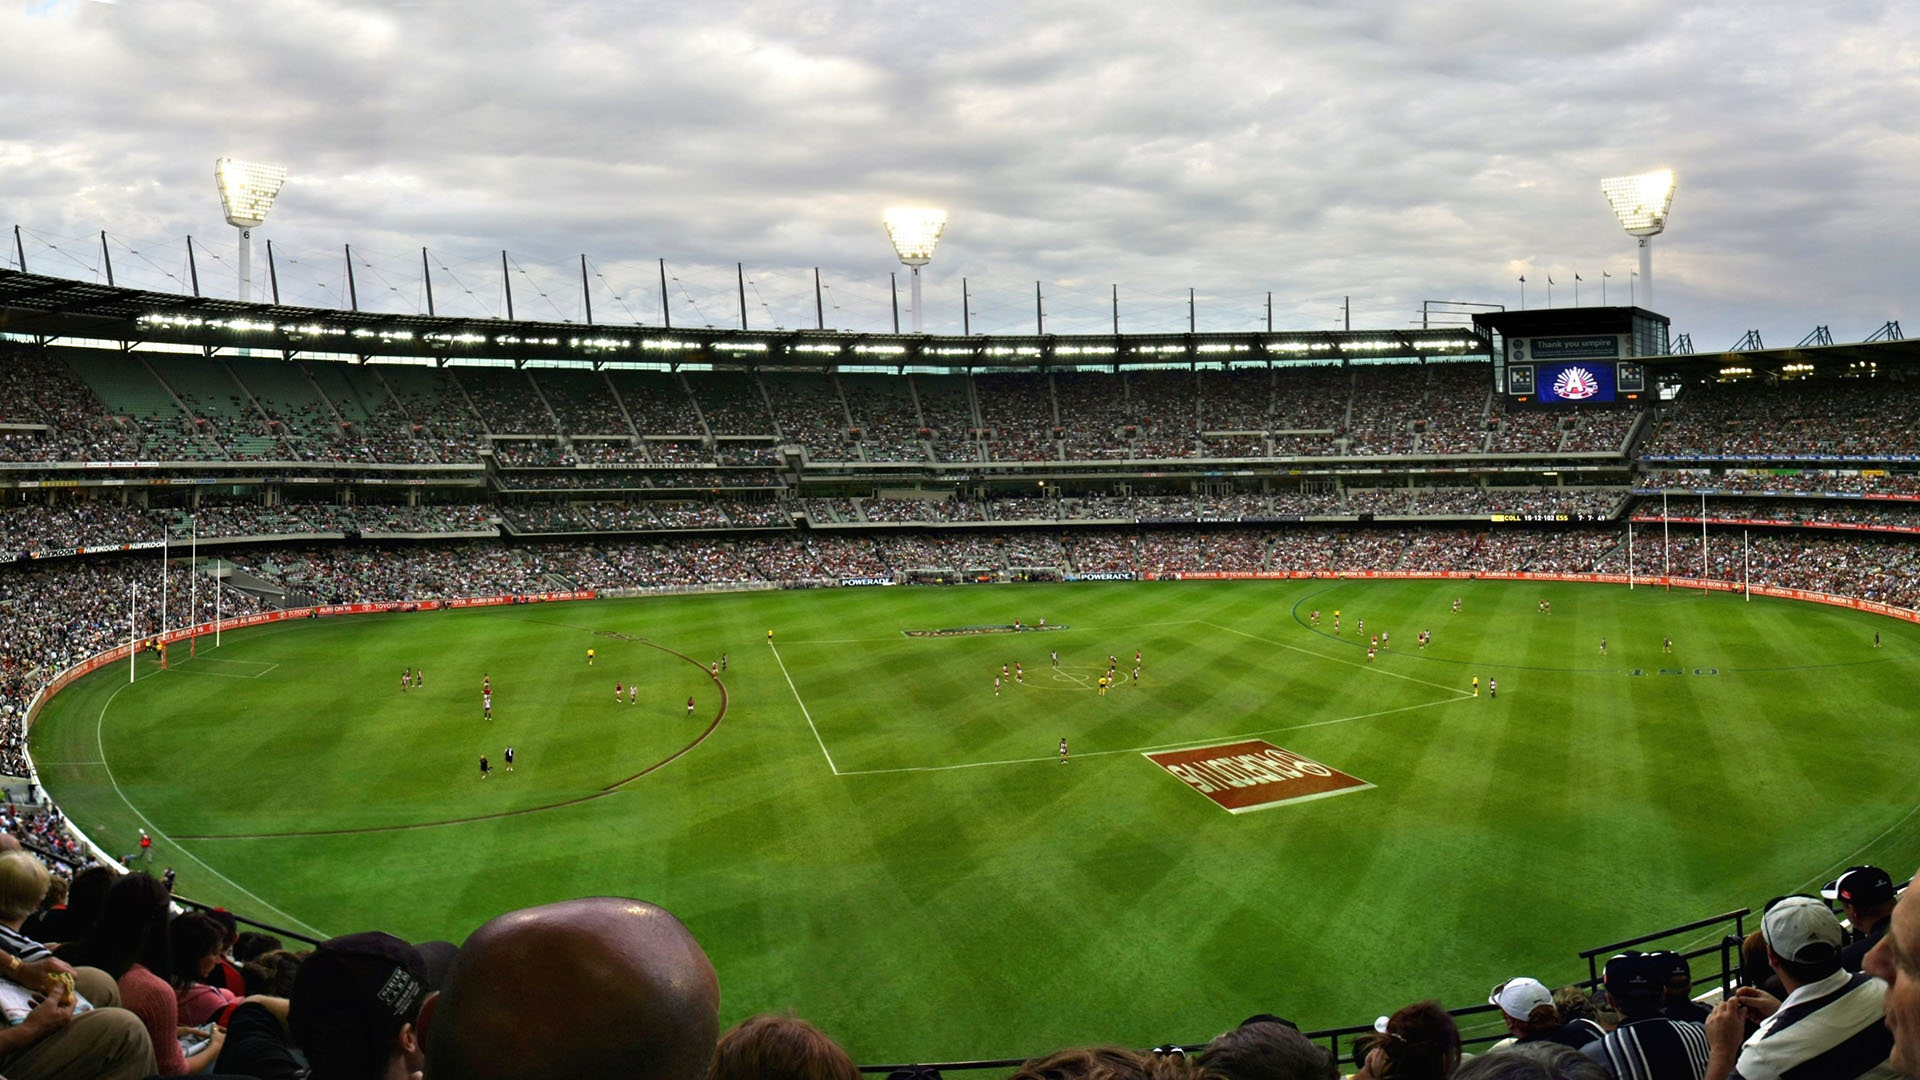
1534;361;1616;403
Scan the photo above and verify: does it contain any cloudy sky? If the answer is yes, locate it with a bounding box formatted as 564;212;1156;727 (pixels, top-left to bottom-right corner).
2;0;1915;347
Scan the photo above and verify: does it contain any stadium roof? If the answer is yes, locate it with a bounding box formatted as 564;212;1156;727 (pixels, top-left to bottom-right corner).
0;269;1486;369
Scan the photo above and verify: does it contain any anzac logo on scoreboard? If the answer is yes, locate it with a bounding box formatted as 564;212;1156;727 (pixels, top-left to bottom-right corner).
1551;366;1601;400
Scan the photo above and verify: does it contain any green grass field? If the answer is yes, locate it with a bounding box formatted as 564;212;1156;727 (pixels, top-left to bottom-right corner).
30;579;1920;1062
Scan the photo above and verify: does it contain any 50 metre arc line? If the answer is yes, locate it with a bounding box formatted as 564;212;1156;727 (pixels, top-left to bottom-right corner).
169;639;725;841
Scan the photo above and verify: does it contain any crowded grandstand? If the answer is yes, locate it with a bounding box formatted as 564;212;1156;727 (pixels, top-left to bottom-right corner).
2;272;1919;1079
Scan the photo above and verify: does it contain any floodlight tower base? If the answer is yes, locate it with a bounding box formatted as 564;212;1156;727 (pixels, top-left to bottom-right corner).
1637;236;1653;311
237;227;252;304
909;265;924;334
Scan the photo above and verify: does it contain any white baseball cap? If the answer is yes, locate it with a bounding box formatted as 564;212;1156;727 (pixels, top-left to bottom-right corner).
1489;976;1555;1020
1763;896;1844;964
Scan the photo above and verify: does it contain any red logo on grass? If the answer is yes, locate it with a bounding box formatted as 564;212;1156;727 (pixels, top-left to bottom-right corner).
1144;740;1372;814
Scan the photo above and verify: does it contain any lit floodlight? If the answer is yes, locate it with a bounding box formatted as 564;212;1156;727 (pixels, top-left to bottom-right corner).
882;207;947;334
215;157;286;229
215;157;286;313
883;208;947;265
1600;170;1675;311
1601;170;1675;237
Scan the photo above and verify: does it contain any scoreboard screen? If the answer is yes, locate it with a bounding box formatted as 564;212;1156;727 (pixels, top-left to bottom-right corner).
1533;360;1616;404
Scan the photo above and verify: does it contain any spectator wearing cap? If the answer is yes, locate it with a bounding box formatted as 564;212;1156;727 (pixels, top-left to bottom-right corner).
1581;952;1710;1079
420;896;720;1080
208;931;424;1080
0;851;155;1080
1196;1015;1336;1080
1703;895;1895;1080
1830;867;1900;973
1866;869;1920;1078
1492;977;1602;1049
1658;953;1709;1024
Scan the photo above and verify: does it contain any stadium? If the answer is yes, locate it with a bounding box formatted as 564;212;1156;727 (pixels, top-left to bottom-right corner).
4;208;1920;1069
3;8;1920;1076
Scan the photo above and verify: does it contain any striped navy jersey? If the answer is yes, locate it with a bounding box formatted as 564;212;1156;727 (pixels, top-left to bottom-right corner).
1731;970;1897;1080
1582;1015;1710;1080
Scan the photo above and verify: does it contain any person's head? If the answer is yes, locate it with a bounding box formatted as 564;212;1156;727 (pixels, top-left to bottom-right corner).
1653;951;1692;1006
242;948;305;998
233;930;284;964
1489;977;1558;1036
1865;869;1920;1077
1374;1000;1460;1080
290;932;429;1080
206;907;240;951
39;874;68;912
62;865;113;934
168;911;227;988
0;851;50;925
1198;1017;1336;1080
1763;895;1845;988
1600;953;1667;1020
1007;1047;1165;1080
422;897;720;1080
1830;866;1898;932
708;1014;858;1080
1451;1043;1606;1080
68;871;171;978
1551;986;1597;1026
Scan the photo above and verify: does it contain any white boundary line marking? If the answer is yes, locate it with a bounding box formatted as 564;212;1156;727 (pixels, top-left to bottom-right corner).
768;642;840;776
169;660;279;680
832;697;1462;776
94;674;330;939
1201;621;1474;697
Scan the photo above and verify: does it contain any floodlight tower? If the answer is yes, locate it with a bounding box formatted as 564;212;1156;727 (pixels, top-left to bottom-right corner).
215;157;287;303
883;208;948;333
1600;170;1675;310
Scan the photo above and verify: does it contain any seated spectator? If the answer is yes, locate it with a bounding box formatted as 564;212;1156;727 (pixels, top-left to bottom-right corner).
709;1014;859;1080
1355;1000;1459;1080
1197;1015;1336;1080
213;931;418;1080
59;872;224;1074
0;850;155;1080
1703;896;1894;1080
1657;953;1708;1023
1554;986;1611;1038
421;897;721;1080
240;949;304;999
1828;866;1899;972
173;911;276;1027
231;930;283;966
1491;976;1601;1049
1582;952;1708;1080
24;863;109;945
1865;869;1920;1078
1007;1046;1191;1080
1456;1042;1607;1080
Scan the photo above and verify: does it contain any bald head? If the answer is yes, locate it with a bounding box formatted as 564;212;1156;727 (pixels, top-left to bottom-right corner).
423;898;720;1080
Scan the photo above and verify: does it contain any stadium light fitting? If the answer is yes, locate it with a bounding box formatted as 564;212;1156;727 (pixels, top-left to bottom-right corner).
883;208;947;335
883;208;948;266
1600;170;1675;237
215;158;287;229
1600;170;1676;311
215;157;287;314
